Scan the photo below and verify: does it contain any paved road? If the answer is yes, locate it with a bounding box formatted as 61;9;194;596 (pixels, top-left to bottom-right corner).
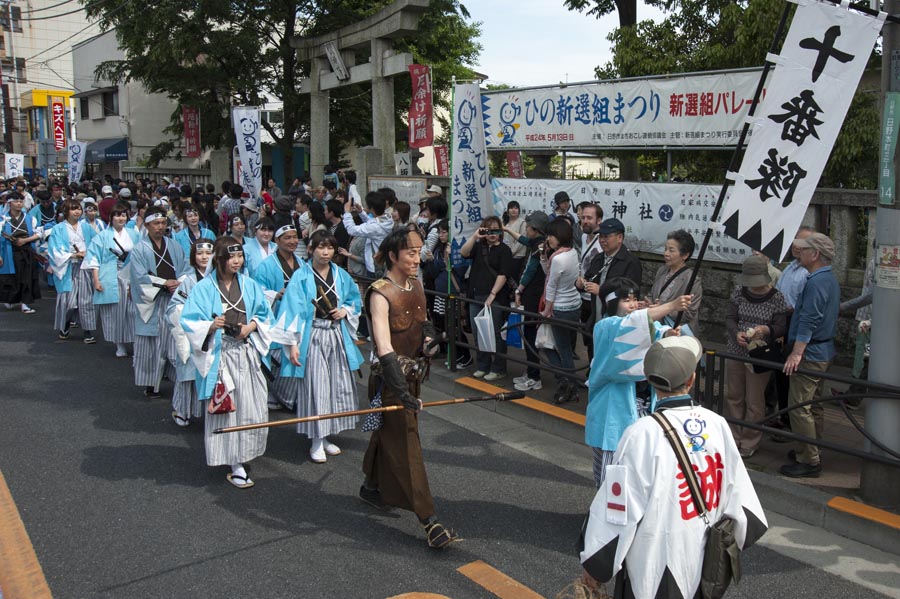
1;304;898;599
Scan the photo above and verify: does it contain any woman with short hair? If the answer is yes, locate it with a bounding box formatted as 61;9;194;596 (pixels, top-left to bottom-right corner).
83;204;141;357
649;229;703;334
49;199;99;342
277;230;364;463
460;215;513;381
179;237;274;489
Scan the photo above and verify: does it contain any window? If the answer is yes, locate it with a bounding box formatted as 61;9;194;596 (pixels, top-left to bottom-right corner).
261;110;283;125
79;97;90;120
0;57;25;82
102;90;118;117
1;6;22;33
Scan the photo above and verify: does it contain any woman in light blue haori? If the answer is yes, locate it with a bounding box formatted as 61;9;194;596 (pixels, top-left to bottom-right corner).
273;229;363;464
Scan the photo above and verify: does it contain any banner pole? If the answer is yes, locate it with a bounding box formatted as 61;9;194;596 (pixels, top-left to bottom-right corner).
672;2;793;327
447;77;457;368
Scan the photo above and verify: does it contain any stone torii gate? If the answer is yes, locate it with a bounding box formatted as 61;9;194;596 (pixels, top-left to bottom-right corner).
292;0;430;183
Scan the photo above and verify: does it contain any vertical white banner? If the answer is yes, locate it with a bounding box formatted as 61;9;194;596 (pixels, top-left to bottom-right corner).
720;0;884;260
231;106;262;200
450;83;491;264
67;141;88;182
4;153;24;178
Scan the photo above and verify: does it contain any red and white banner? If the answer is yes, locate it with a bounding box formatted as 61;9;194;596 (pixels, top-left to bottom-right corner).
434;145;449;177
182;106;201;158
720;1;885;260
407;64;433;148
52;98;66;150
506;151;524;178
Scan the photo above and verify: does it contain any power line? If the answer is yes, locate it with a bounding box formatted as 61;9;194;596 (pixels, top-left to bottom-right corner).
20;0;77;14
23;0;128;64
18;0;111;21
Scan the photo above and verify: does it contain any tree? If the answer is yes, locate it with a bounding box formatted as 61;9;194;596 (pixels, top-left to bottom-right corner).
565;0;879;188
83;0;481;183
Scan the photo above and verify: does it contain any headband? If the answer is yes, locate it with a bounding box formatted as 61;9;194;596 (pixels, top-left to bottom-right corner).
183;207;198;215
194;241;214;252
144;213;166;224
605;292;618;303
226;243;243;255
275;224;296;238
230;215;243;225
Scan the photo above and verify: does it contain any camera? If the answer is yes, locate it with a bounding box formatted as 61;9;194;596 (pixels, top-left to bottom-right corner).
222;322;242;337
479;228;502;236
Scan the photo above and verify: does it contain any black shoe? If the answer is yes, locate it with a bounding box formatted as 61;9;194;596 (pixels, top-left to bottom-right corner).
780;461;822;478
359;485;392;512
144;386;162;399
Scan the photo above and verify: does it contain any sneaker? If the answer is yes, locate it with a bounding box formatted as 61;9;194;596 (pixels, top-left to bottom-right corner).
20;304;35;314
472;370;487;379
739;448;756;459
483;372;506;382
455;354;473;368
513;374;530;385
83;336;96;344
514;377;542;391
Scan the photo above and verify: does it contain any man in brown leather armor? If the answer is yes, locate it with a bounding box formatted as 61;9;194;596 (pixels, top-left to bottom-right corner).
360;228;458;549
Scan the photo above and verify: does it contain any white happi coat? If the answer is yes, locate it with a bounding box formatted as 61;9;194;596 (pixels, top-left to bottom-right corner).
580;397;768;599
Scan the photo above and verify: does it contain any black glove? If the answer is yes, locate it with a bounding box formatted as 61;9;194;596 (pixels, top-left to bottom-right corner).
379;352;420;411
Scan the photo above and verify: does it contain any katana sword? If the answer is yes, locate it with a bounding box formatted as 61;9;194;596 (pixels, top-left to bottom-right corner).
212;391;526;434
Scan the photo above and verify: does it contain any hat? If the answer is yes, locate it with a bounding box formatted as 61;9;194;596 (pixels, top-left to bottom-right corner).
118;188;132;198
644;336;703;392
427;184;442;195
241;199;259;213
598;218;625;235
101;185;114;197
793;232;835;260
161;176;171;184
524;210;550;234
82;197;97;207
274;196;293;212
736;255;772;287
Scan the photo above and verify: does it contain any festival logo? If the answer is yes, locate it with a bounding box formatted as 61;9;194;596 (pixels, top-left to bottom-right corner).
682;415;708;453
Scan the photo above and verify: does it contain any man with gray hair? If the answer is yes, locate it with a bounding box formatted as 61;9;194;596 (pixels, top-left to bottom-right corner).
780;232;840;478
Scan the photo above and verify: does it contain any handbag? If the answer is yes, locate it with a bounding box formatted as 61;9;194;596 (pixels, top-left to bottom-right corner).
535;322;556;350
473;305;497;353
651;412;741;599
747;340;784;374
505;311;523;349
208;376;236;414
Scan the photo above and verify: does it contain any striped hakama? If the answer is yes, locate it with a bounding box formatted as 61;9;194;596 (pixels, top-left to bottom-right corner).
172;380;203;420
133;293;176;386
98;266;134;344
204;337;268;466
54;265;97;331
268;373;298;412
294;319;360;439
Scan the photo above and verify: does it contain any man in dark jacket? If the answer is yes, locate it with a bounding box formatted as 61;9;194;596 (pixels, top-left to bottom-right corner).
580;217;642;299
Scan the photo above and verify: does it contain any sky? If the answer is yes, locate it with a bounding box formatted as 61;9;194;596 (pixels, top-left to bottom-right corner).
465;0;666;88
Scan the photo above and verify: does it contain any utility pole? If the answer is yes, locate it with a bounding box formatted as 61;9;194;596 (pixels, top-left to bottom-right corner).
861;0;900;508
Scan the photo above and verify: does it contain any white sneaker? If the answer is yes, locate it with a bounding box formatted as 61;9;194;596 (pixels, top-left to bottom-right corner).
20;304;35;314
513;374;530;385
514;378;542;391
324;440;341;456
309;438;327;463
483;372;506;382
472;370;487;379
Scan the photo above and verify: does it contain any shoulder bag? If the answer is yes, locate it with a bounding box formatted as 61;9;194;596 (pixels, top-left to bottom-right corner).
651;411;741;599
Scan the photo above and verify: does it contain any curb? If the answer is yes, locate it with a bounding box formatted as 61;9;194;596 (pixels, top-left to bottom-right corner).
425;364;900;556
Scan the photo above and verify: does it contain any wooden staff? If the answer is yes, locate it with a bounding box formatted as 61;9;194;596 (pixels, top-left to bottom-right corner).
213;391;525;434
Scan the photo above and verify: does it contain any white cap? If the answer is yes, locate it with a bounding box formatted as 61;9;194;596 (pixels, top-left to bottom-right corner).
118;188;132;198
101;185;114;196
427;184;442;194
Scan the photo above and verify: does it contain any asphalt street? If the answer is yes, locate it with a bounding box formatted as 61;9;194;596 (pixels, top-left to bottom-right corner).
1;301;898;599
